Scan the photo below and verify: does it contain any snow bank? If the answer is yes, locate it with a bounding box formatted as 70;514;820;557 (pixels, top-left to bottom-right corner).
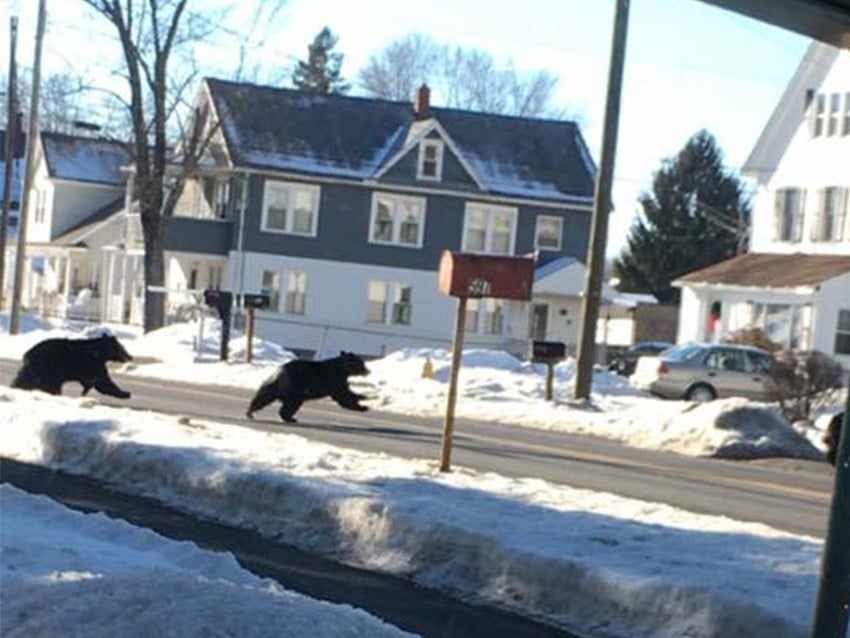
0;390;821;638
0;485;414;638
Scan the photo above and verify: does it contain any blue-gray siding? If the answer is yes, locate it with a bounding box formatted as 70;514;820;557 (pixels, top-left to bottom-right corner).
165;217;233;255
237;175;590;269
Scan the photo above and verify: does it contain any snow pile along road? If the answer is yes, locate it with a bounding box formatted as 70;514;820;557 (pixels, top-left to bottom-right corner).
0;389;822;638
0;485;416;638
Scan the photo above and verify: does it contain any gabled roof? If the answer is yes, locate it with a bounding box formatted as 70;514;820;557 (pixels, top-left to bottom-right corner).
675;252;850;288
743;42;840;183
41;132;132;186
205;78;596;204
52;197;124;247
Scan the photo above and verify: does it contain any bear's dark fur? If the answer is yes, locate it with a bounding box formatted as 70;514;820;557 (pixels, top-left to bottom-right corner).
11;334;133;399
246;351;370;423
823;411;845;466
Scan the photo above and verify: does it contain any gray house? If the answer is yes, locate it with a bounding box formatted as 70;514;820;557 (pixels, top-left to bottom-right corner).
116;79;599;357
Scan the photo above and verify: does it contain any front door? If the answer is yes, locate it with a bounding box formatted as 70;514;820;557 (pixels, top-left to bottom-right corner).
531;303;549;341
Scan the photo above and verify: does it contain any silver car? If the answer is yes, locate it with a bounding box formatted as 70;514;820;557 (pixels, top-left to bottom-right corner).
633;342;776;402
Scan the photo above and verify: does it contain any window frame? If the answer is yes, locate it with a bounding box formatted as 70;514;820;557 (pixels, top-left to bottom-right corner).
367;280;413;326
260;269;281;313
284;271;307;315
836;309;850;356
417;139;444;181
827;92;841;136
368;192;426;248
535;215;564;251
774;188;805;242
260;180;320;237
461;202;518;255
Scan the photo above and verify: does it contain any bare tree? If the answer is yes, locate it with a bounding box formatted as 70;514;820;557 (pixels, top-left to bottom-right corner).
359;34;562;118
81;0;219;331
359;34;440;102
1;70;102;134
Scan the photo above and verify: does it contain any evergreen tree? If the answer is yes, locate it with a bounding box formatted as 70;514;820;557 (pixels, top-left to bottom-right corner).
614;130;750;304
292;27;350;94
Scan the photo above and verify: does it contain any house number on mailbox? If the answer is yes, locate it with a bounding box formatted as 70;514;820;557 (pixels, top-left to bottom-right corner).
467;278;491;298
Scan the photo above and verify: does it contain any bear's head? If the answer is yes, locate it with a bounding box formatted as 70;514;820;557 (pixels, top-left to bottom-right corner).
340;351;369;377
93;334;133;363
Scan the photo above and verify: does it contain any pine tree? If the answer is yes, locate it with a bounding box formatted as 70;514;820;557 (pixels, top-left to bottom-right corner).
614;130;750;304
292;27;350;94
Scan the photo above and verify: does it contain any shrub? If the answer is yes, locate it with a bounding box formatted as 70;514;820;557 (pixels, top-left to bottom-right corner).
723;327;783;353
767;350;845;423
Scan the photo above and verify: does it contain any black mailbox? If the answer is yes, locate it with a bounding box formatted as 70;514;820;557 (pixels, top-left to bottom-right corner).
531;340;566;363
243;293;271;310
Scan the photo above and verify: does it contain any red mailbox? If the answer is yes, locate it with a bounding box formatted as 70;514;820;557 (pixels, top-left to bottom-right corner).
438;251;534;300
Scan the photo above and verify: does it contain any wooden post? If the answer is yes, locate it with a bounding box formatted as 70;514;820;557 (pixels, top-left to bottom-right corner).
545;362;554;401
440;296;467;472
246;307;255;363
574;0;630;398
9;0;46;334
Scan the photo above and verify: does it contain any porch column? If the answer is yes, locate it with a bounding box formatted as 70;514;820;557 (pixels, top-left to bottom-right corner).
62;255;72;312
118;252;130;323
105;251;116;322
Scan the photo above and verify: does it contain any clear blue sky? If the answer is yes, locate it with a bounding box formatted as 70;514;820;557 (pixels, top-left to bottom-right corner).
2;0;811;256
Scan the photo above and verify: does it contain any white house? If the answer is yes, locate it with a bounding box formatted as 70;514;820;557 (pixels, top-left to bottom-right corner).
675;42;850;367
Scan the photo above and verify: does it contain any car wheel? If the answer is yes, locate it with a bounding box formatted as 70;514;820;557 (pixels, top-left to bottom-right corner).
685;383;716;402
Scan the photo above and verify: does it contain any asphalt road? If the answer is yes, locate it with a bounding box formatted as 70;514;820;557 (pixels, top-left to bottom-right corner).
0;360;835;538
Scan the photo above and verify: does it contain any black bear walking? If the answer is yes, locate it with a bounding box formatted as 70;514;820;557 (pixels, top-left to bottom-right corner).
11;333;133;399
246;351;371;423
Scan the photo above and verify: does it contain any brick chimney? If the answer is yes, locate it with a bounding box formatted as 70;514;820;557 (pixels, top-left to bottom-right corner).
414;84;430;119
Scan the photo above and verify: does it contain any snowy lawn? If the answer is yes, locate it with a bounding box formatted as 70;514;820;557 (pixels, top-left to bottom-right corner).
0;315;835;460
0;485;414;638
0;389;827;638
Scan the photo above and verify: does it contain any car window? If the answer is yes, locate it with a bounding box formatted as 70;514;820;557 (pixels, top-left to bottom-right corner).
707;348;746;372
665;344;704;361
745;352;772;373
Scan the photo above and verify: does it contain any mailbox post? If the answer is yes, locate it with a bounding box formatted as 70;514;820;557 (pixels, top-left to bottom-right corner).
242;293;271;363
531;340;566;401
437;251;534;472
203;289;233;362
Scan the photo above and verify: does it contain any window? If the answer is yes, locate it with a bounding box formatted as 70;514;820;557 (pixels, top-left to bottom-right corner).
367;281;412;326
462;203;517;255
812;93;826;137
773;188;805;242
813;187;848;242
843;92;850;136
836;309;850;355
285;271;306;315
417;140;444;181
482;299;504;335
464;299;480;332
535;215;563;250
828;93;841;136
369;194;426;247
34;189;46;223
751;303;809;350
261;180;320;236
261;270;280;313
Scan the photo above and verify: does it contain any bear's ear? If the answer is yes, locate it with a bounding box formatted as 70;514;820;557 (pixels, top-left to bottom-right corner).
340;350;348;356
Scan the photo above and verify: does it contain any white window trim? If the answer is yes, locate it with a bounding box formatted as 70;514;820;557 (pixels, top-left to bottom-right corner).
417;139;444;181
534;215;564;251
461;202;518;255
366;280;413;326
368;192;426;248
260;180;320;237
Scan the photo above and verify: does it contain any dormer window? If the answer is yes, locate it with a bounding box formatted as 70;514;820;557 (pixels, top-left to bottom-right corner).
417;140;443;181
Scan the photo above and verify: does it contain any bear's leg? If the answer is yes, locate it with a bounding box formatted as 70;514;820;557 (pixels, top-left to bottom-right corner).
246;378;281;419
93;374;131;399
42;378;64;396
278;395;304;423
329;382;369;413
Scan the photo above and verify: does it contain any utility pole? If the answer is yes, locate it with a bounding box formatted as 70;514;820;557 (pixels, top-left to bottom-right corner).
574;0;631;400
1;16;19;311
9;0;47;335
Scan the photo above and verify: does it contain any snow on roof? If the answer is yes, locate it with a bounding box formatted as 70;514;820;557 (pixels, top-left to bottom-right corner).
206;78;596;204
41;132;132;186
